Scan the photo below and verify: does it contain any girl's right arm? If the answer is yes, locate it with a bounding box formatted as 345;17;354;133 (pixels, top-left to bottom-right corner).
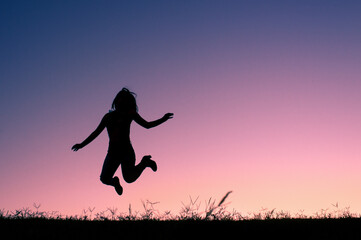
71;114;108;151
134;112;173;129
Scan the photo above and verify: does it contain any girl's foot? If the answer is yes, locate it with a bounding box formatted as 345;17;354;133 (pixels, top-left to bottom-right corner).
142;155;157;172
112;177;123;196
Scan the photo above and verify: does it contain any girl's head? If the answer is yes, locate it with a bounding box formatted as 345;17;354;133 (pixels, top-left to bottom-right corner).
111;88;138;112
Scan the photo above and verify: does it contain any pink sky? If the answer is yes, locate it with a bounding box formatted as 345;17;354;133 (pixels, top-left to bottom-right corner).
1;1;361;216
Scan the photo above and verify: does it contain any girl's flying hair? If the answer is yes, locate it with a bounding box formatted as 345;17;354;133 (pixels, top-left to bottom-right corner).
111;88;138;112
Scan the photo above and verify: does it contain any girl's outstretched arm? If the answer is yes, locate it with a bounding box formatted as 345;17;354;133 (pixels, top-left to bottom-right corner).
134;112;173;129
71;114;108;151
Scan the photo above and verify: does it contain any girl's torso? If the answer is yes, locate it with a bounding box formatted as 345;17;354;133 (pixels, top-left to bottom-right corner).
105;111;133;153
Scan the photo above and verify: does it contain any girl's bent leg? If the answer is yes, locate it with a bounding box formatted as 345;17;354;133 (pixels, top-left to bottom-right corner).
100;155;119;185
100;155;123;195
121;155;157;183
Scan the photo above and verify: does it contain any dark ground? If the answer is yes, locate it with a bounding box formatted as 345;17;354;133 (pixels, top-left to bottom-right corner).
1;218;361;240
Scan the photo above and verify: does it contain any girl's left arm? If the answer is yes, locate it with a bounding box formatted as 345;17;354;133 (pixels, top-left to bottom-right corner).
134;112;173;129
71;114;108;151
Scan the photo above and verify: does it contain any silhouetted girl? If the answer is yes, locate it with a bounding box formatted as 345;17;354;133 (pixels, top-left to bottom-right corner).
72;88;173;195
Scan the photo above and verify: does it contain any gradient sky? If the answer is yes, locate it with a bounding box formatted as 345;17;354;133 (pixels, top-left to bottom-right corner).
1;0;361;216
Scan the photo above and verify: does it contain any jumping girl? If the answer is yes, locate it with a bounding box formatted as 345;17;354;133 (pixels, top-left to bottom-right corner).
71;88;174;195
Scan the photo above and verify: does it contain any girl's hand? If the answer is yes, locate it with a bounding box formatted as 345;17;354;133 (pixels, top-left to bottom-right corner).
71;143;83;152
163;113;174;120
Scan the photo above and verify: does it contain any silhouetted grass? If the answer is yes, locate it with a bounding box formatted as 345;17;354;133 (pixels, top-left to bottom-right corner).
2;192;359;221
1;192;361;239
